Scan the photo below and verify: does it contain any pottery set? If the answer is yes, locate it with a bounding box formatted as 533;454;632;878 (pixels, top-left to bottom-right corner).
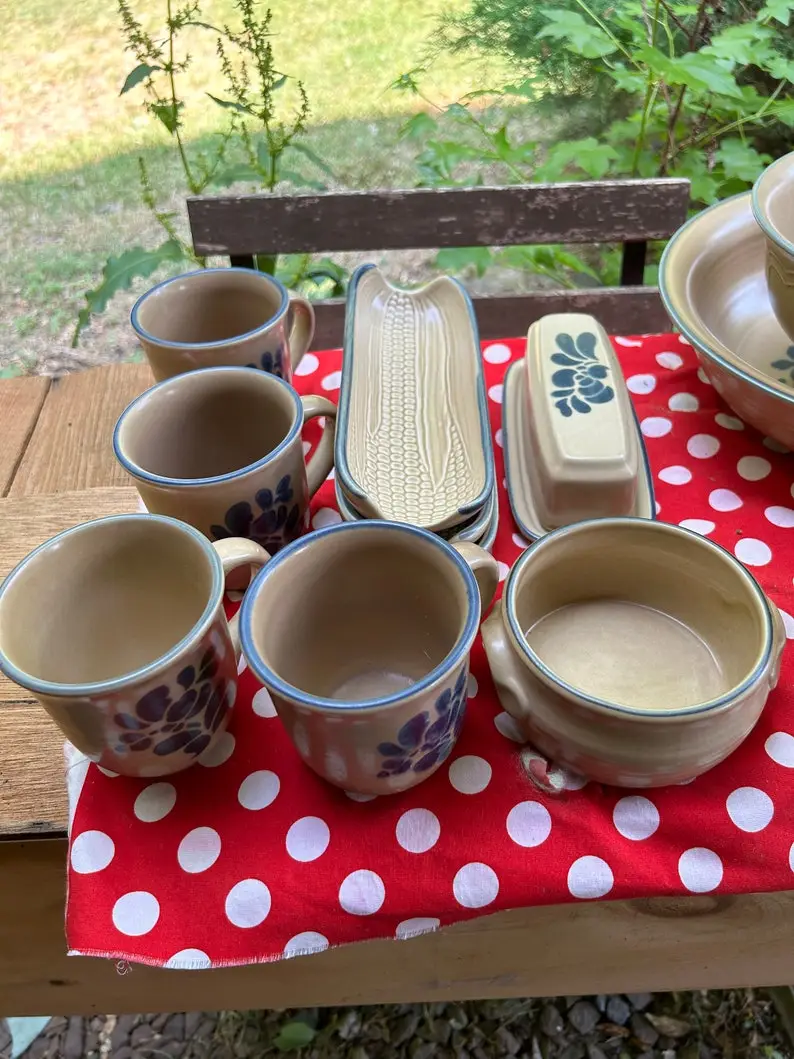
660;150;794;449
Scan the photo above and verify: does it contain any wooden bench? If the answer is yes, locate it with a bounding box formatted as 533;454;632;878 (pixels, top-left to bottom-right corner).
186;179;691;345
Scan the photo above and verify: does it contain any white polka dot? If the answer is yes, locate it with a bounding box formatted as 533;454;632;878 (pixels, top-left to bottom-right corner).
678;847;723;892
70;830;115;874
483;342;511;364
726;787;774;832
669;392;699;411
453;862;499;908
225;879;271;927
97;766;119;778
199;731;235;767
312;507;342;529
238;770;280;810
790;842;794;873
488;383;504;404
497;561;510;582
764;436;789;453
294;352;320;377
567;856;613;899
136;496;148;512
735;537;772;566
494;428;503;448
512;532;529;549
339;870;385;915
448;755;492;794
655;501;661;514
284;931;329;957
226;589;244;602
506;801;552;847
641;416;673;438
614;336;642;347
658;465;692;485
134;782;176;823
395;808;441;853
302;440;311;457
679;334;692;346
687;433;719;459
112;891;160;936
779;608;794;639
679;518;715;535
716;413;744;430
612;796;660;841
286;816;330;862
765;506;794;528
345;791;378;802
165;948;211;970
697;366;711;384
626;373;656;395
494;712;524;742
178;827;222;873
321;370;341;391
395;917;440;939
237;652;248;675
252;687;278;717
738;456;771;481
468;673;478;697
548;766;588;791
709;488;743;512
656;351;683;370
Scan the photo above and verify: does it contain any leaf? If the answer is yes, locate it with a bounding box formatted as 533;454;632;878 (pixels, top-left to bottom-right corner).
277;168;326;191
672;53;745;99
272;74;287;90
715;139;771;182
435;247;492;277
72;240;185;345
758;0;794;24
150;101;183;133
206;93;250;115
273;1021;316;1052
645;1014;692;1039
670;155;720;205
537;9;618;58
286;142;336;178
703;23;774;66
536;137;618;181
400;111;437;140
120;63;160;94
445;102;470;120
210;163;261;186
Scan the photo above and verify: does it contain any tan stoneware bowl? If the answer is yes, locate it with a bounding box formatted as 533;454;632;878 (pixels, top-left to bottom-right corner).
752;151;794;342
481;518;786;788
659;193;794;449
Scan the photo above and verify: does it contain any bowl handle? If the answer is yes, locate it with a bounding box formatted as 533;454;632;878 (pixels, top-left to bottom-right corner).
767;595;788;690
481;600;533;726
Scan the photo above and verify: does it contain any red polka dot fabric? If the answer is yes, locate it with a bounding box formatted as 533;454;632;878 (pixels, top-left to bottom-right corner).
66;334;794;969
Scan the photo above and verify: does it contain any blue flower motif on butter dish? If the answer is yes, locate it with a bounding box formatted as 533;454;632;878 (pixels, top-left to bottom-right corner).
376;666;468;778
550;331;615;417
211;474;301;553
771;345;794;386
247;343;286;378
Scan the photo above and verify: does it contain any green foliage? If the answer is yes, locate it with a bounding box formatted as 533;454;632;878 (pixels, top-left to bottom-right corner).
273;1021;316;1051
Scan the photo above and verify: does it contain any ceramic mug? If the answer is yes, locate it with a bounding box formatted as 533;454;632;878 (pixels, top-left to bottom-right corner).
130;267;315;383
114;366;336;553
482;518;786;788
752;151;794;342
0;514;269;777
239;521;499;794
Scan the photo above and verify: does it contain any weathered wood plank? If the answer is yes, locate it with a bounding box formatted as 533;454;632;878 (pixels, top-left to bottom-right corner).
9;363;153;496
0;705;66;836
310;287;670;351
0;838;793;1015
188;181;691;256
0;376;50;496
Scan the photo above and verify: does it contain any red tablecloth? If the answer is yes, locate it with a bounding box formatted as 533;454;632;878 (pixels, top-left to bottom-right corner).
66;334;794;969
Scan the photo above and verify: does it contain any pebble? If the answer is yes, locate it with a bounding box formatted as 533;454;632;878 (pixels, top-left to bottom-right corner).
393;1013;420;1046
606;996;632;1026
110;1015;137;1052
631;1013;660;1046
409;1041;435;1059
130;1023;155;1048
568;1001;601;1035
63;1016;84;1059
163;1013;186;1040
496;1026;521;1055
540;1004;565;1036
587;1047;609;1059
559;1044;586;1059
627;993;654;1011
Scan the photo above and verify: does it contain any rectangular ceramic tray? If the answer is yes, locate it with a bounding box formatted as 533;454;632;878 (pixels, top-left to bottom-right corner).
335;264;495;532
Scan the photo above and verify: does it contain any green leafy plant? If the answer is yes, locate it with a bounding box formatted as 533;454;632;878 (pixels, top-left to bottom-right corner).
273;1020;317;1052
73;0;343;346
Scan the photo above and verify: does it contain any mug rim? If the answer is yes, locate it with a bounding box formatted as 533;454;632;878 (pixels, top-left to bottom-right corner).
240;519;480;711
0;513;224;698
113;366;303;488
503;516;774;719
130;266;290;350
752;152;794;258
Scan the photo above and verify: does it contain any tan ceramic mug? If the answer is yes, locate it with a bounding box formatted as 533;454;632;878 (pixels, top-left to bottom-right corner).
130;267;315;383
239;520;499;794
0;514;269;777
482;518;786;788
114;366;336;553
752;152;794;342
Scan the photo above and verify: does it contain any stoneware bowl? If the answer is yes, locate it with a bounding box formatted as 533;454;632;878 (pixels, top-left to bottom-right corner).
481;518;786;787
752;151;794;342
240;520;498;794
660;192;794;449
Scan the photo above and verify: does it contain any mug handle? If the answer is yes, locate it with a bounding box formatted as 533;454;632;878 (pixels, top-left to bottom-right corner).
301;395;338;495
452;541;498;614
481;600;532;727
287;294;315;374
767;595;787;690
212;537;271;660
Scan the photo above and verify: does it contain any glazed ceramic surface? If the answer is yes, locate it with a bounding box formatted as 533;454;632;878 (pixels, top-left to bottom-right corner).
660;193;794;449
114;367;336;553
0;515;268;777
482;518;785;787
131;267;315;384
503;358;654;541
752;151;794;341
336;264;495;531
240;521;498;794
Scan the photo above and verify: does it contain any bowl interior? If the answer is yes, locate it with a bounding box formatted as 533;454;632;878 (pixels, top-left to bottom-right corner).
509;521;768;713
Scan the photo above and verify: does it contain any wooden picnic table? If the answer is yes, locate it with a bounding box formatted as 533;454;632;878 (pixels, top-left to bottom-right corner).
0;362;793;1016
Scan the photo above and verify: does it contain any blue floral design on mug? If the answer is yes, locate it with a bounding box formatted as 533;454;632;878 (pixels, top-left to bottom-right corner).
771;344;794;386
376;665;468;778
550;331;615;417
211;474;301;553
113;645;233;758
247;342;286;379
